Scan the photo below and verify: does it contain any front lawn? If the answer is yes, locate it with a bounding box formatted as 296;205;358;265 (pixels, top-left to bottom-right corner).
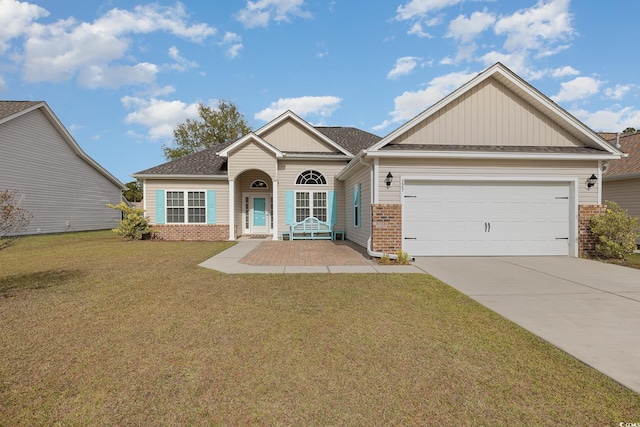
0;231;638;425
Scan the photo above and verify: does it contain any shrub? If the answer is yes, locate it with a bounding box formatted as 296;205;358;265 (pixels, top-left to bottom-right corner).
590;201;640;259
379;253;391;265
0;189;32;250
107;202;156;240
396;250;411;265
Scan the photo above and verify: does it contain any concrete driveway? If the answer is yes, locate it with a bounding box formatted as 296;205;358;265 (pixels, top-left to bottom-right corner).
412;256;640;394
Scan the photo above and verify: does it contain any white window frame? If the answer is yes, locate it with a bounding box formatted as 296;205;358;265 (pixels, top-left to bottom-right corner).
165;190;207;224
353;183;361;228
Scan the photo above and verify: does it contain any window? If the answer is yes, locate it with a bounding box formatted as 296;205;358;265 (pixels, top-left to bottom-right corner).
166;191;206;223
353;183;361;227
296;170;326;185
251;180;268;189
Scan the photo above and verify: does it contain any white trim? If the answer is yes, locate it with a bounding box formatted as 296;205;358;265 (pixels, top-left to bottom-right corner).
366;150;621;161
242;193;271;235
283;154;352;160
250;179;269;189
228;179;235;240
373;157;379;205
217;132;283;158
163;189;207;224
132;174;228;180
142;179;147;212
597;161;603;206
272;181;279;240
400;176;580;257
294;169;329;186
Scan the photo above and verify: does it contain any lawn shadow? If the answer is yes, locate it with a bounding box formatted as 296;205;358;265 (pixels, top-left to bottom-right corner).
0;269;86;297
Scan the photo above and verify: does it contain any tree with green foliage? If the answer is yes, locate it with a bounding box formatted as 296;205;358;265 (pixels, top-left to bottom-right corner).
590;201;640;259
0;189;32;250
623;127;637;134
162;101;252;160
107;202;156;240
123;180;143;202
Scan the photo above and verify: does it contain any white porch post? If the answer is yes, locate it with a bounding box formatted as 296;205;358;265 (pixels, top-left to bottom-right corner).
228;179;235;241
272;180;279;240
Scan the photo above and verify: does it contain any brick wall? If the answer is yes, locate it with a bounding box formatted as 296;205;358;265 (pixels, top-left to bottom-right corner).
153;224;229;241
578;205;606;257
371;204;402;254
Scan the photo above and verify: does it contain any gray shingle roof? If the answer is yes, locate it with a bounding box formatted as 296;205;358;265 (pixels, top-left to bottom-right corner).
135;127;382;176
603;132;640;178
0;101;41;120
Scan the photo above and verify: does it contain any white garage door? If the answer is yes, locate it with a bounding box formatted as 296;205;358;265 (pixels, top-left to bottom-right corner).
403;181;571;256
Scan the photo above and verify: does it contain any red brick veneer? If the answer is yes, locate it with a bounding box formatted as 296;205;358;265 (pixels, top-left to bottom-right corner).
372;204;402;254
153;224;229;241
578;205;606;257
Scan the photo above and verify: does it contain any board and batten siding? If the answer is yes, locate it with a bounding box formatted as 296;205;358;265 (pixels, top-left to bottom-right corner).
144;179;229;225
261;120;335;153
276;160;347;233
393;77;582;148
0;108;122;235
227;141;277;180
603;178;640;217
342;163;371;248
376;159;600;205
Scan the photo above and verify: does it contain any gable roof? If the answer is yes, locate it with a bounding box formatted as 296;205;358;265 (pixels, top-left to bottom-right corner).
603;132;640;179
368;62;623;159
0;101;125;189
217;132;283;158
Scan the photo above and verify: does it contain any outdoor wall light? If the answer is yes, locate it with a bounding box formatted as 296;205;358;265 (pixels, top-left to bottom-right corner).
586;174;598;188
385;172;393;188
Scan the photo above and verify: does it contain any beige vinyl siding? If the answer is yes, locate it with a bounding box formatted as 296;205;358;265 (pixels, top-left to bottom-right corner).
342;163;371;248
376;159;599;205
227;141;277;180
144;179;229;225
393;77;582;147
603;178;640;217
261;120;336;153
0;109;122;235
276;160;347;233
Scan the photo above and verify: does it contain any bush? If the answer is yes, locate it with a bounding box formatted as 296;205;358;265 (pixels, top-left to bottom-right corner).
396;250;411;265
107;202;156;240
590;201;640;259
1;189;32;250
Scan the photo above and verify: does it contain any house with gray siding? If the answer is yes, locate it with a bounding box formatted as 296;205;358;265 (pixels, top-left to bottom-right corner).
0;101;125;235
134;63;623;257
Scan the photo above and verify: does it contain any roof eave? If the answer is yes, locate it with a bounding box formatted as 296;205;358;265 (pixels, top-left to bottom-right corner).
132;174;228;180
367;150;622;161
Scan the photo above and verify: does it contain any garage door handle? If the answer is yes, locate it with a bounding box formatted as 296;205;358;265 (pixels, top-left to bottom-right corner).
404;237;417;240
484;222;487;232
488;222;491;232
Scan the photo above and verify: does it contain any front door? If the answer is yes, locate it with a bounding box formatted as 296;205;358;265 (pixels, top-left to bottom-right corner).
250;196;269;234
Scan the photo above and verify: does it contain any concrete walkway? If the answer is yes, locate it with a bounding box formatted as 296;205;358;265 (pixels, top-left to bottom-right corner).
198;238;425;274
412;256;640;394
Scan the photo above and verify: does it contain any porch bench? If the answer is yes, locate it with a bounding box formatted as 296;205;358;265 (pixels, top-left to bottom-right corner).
290;217;333;240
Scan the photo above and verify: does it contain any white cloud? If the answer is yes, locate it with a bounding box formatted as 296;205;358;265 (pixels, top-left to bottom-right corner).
20;3;215;88
407;22;432;38
255;96;342;122
0;0;48;53
551;66;580;78
605;84;635;101
121;97;202;140
218;32;243;59
494;0;574;53
235;0;311;29
572;106;640;132
448;10;495;44
374;70;477;130
168;46;198;72
552;76;601;103
387;56;421;80
396;0;463;21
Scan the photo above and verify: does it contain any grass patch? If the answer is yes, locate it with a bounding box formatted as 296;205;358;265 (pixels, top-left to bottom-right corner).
0;231;638;425
595;252;640;270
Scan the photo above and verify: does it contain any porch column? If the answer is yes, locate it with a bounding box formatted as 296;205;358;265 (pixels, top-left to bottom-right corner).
272;180;278;240
228;179;235;241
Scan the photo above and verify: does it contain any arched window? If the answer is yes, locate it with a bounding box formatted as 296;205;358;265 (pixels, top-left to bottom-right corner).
296;170;326;185
251;180;269;189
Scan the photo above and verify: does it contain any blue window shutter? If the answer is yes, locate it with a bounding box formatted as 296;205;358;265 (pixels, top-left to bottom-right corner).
356;183;361;226
156;190;165;224
286;191;295;225
328;191;337;225
207;190;216;224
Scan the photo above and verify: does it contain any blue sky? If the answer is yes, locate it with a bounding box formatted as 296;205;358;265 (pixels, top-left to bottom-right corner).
2;0;639;184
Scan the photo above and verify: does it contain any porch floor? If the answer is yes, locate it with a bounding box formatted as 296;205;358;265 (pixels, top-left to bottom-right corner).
239;240;372;266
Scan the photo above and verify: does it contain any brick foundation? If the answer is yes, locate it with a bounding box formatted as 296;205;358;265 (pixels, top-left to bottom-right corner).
578;205;606;257
153;224;229;241
371;204;402;254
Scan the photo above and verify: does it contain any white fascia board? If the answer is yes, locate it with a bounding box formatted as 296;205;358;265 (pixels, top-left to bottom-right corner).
131;174;229;180
336;150;368;181
366;150;622;161
283;153;352;160
217;132;283;158
255;110;353;156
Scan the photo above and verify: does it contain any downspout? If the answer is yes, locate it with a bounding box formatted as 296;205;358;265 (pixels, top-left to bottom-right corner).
358;154;400;260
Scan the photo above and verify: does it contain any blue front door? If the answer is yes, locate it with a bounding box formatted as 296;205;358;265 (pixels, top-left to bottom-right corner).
253;197;266;227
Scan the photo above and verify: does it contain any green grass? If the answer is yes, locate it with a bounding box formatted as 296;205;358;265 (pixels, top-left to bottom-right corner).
0;231;638;425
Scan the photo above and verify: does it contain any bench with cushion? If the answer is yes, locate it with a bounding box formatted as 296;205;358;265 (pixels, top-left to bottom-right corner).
289;216;333;240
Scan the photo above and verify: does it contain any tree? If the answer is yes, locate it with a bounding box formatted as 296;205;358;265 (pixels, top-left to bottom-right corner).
107;202;155;240
123;180;143;202
162;101;252;160
623;127;637;134
590;201;640;259
1;189;32;250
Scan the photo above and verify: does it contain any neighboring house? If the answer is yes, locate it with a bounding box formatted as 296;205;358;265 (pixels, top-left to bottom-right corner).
0;101;125;235
602;132;640;240
133;63;623;257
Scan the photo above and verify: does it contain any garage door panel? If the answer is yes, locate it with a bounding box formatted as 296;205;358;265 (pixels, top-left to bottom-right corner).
403;181;571;256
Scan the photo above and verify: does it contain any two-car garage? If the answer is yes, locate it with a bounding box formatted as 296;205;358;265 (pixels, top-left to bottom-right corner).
402;180;575;256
